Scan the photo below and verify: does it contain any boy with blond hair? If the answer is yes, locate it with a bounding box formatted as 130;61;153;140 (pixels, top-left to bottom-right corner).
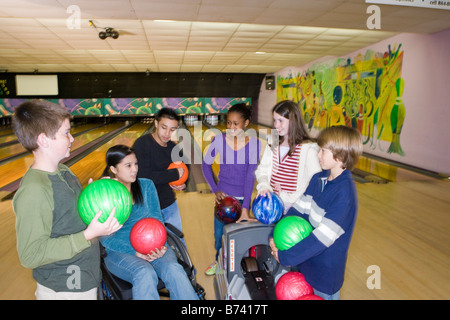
270;125;363;300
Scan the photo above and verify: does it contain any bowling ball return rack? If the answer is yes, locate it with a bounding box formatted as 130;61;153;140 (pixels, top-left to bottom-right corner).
214;222;290;300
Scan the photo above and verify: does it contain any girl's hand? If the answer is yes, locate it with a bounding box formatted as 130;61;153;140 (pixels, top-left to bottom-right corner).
214;191;227;204
136;246;167;262
257;190;272;198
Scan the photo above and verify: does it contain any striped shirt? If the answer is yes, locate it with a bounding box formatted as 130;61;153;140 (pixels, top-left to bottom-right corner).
270;144;302;192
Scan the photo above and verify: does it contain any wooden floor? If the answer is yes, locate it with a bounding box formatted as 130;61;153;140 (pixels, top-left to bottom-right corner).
180;176;450;300
1;176;448;300
0;121;449;300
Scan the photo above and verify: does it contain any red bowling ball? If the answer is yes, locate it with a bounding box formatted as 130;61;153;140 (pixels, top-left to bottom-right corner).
275;271;314;300
298;294;324;300
130;218;167;255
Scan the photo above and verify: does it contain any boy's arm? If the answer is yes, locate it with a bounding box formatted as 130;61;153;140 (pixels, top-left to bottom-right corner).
133;139;179;185
13;185;91;269
277;194;351;267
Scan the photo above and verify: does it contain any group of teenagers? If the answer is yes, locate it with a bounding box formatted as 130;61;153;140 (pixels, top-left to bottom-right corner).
12;98;362;301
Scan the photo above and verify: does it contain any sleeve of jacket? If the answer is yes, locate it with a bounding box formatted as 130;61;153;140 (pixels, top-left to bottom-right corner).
13;182;90;269
254;144;273;193
278;183;351;267
201;135;219;194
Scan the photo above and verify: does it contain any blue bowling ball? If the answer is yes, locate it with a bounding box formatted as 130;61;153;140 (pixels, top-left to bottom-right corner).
252;193;284;224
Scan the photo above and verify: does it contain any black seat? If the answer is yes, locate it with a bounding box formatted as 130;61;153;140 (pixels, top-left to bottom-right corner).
99;223;205;300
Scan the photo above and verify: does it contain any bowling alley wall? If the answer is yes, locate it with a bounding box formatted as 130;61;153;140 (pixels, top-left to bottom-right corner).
258;29;450;175
0;72;264;115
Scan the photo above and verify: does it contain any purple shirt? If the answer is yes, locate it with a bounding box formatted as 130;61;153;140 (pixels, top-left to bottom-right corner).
201;133;261;210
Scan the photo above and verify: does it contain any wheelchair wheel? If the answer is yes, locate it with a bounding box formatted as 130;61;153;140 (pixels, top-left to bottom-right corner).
166;231;193;270
166;231;206;300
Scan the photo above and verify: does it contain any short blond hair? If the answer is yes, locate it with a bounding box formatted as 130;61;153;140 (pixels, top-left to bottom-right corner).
317;126;363;170
13;100;72;152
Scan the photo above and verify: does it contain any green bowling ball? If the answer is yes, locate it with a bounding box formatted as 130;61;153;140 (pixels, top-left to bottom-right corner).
78;179;132;225
273;216;313;251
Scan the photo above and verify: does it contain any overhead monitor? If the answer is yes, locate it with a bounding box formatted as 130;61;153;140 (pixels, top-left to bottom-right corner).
15;75;59;96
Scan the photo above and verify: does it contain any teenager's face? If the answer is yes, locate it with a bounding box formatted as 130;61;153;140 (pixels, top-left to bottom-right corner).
50;118;74;160
111;153;138;185
154;117;179;146
273;112;289;137
318;147;338;170
226;112;249;137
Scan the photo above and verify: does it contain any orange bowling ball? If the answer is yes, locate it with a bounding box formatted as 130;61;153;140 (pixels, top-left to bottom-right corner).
168;161;188;186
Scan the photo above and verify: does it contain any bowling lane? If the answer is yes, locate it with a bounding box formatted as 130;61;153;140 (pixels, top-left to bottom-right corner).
0;122;124;190
0;132;17;145
353;155;437;182
0;142;28;162
70;122;151;187
0;123;101;162
0;126;12;134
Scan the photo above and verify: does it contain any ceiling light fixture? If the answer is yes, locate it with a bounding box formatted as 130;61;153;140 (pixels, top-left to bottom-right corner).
98;27;119;40
89;20;119;40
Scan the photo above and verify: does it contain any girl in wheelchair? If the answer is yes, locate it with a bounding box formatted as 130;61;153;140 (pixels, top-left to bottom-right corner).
100;144;199;300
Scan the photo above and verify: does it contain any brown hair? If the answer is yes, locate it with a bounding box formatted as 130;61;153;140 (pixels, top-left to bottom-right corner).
317;125;363;170
272;100;311;156
12;100;72;152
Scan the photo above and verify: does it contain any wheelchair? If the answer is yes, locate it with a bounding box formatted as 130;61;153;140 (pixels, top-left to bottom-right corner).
98;223;206;300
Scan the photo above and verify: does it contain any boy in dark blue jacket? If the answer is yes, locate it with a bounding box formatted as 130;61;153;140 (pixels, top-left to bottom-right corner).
270;125;363;300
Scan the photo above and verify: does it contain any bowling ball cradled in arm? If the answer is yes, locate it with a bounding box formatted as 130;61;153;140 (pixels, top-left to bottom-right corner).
167;161;189;188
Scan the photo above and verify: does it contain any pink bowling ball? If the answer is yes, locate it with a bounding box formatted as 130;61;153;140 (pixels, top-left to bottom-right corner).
275;271;314;300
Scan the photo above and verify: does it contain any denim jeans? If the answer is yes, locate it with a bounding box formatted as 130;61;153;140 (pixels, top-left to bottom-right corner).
162;201;186;247
313;288;341;300
214;198;244;260
104;247;199;300
214;216;225;260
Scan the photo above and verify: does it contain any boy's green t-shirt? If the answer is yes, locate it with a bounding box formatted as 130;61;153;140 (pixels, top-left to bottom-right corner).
13;164;101;292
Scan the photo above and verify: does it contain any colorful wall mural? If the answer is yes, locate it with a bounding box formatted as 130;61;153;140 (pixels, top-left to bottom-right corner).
0;97;251;117
277;44;405;156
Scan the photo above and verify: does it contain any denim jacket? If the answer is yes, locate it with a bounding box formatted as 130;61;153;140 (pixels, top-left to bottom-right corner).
101;178;163;256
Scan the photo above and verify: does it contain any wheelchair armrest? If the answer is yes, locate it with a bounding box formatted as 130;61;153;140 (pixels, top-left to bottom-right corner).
165;222;184;239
